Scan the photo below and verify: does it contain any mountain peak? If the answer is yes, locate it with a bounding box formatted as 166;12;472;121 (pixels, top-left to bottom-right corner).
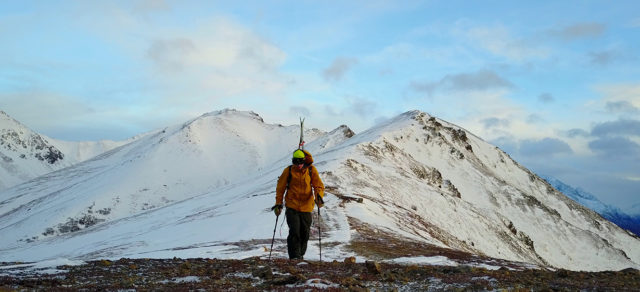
329;125;355;138
0;110;26;129
198;108;265;123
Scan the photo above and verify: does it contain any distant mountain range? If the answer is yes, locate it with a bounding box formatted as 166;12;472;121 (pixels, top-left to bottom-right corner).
0;111;131;190
0;109;638;272
542;176;640;237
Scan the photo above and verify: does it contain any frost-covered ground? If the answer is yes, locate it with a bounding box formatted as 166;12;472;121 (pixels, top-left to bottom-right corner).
1;257;639;291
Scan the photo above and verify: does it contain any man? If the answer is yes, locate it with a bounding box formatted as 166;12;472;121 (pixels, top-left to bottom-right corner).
273;149;324;260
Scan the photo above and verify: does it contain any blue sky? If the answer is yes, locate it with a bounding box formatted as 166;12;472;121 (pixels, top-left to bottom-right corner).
1;0;639;211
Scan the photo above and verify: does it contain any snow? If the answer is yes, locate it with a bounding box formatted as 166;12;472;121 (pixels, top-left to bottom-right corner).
160;276;202;284
385;256;459;267
0;258;84;276
298;278;340;289
0;109;639;272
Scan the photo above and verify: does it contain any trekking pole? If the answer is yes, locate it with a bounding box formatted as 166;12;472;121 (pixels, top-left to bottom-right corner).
268;214;279;261
317;205;322;262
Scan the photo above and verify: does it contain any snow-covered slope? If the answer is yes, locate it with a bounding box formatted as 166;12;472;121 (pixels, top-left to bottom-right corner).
0;109;329;243
542;176;640;237
0;111;129;190
0;110;638;272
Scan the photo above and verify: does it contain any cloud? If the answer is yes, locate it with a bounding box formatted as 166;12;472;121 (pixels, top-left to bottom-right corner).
538;93;554;103
490;136;519;155
596;84;640;103
0;91;93;123
589;49;623;66
519;138;573;157
0;91;148;141
591;119;640;137
481;117;510;129
411;70;513;97
596;84;640;118
549;22;606;41
322;57;358;82
87;13;290;99
324;105;339;116
526;114;544;124
147;38;196;71
145;19;290;102
346;96;377;118
446;70;514;91
132;0;169;14
564;128;590;138
463;25;549;62
589;136;640;158
317;97;377;119
289;106;311;117
605;101;640;115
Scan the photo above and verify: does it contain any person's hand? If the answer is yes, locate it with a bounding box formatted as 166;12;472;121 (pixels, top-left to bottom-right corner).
315;195;324;208
272;204;283;216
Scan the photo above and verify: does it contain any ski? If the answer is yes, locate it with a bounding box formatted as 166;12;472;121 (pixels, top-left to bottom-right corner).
299;117;305;150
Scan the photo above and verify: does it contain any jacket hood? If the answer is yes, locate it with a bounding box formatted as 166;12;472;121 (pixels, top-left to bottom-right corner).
301;149;314;165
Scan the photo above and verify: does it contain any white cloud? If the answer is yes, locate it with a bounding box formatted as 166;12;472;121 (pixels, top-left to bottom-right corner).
461;25;550;62
75;4;291;104
595;83;640;116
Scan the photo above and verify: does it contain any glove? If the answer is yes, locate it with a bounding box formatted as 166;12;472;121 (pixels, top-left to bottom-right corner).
271;204;283;216
315;195;324;208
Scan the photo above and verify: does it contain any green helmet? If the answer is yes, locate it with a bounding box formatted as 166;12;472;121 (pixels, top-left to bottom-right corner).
293;149;305;159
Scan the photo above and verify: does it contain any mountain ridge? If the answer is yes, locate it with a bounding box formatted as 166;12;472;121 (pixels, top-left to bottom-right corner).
542;175;640;237
0;109;638;272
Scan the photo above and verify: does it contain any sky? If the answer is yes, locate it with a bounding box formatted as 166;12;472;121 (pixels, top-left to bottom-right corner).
0;0;639;211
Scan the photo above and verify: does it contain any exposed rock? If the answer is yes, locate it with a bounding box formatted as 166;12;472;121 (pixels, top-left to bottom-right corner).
270;275;301;285
344;256;356;264
251;266;273;279
366;260;382;274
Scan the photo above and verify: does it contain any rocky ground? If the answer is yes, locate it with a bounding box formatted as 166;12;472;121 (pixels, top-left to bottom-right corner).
1;256;640;291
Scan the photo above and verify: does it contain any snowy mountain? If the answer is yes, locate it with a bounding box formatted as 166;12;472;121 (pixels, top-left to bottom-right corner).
542;176;640;237
628;203;640;217
0;110;638;272
0;111;130;190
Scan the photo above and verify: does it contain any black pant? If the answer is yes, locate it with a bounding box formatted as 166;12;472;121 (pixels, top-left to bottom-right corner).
285;208;312;259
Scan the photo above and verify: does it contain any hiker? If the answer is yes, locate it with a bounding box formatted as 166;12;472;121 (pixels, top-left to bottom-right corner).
273;149;324;260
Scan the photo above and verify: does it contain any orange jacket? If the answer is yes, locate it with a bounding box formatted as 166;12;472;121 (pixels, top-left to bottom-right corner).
275;151;324;212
